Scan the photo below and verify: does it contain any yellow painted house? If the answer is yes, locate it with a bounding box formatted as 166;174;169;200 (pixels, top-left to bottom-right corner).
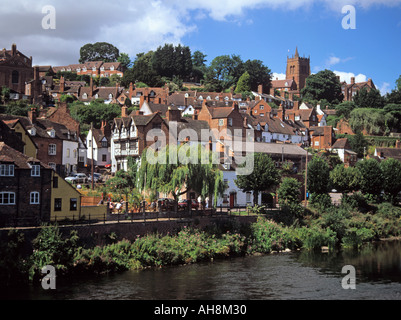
4;119;38;158
51;171;82;221
50;171;107;222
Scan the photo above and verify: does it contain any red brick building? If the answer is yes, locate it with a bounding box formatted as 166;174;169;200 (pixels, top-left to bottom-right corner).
0;44;42;104
0;142;52;227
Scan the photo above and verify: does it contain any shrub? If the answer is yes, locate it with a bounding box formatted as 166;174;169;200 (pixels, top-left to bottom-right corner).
342;227;375;249
310;193;332;212
298;226;336;251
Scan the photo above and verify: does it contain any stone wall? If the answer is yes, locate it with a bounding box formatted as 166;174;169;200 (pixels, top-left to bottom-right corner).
0;215;257;257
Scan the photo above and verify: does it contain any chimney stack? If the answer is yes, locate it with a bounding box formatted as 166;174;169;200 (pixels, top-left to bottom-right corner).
89;77;93;97
11;43;17;56
60;76;65;93
351;77;355;85
28;107;36;124
121;105;128;117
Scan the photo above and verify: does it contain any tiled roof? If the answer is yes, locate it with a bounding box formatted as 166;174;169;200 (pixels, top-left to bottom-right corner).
0;142;48;169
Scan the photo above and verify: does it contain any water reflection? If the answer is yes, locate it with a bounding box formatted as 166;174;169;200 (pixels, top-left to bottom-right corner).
10;240;401;300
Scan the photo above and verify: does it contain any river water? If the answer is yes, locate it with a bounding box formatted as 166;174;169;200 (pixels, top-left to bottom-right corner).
18;240;401;301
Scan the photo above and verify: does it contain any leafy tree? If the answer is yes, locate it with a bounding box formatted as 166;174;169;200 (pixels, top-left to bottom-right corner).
79;42;120;63
356;159;382;197
69;100;121;130
307;156;330;195
301;69;343;104
235;71;251;93
353;87;385;109
138;144;225;209
347;132;368;158
380;158;401;204
277;177;302;205
1;86;10;104
235;153;280;206
395;75;401;92
5;100;32;116
330;164;361;194
152;44;192;80
192;50;207;68
117;52;132;71
335;101;356;119
243;59;272;92
205;54;244;91
349;108;386;136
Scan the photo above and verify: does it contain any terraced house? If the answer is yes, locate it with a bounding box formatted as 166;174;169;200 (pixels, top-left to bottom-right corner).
0;142;52;227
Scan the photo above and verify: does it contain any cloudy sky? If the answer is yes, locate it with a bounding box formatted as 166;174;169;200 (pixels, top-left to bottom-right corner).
1;0;400;94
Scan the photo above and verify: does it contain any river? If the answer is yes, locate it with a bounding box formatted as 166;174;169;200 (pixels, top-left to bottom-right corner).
15;239;401;300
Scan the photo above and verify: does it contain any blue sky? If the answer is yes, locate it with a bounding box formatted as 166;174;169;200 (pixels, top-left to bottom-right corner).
1;0;400;94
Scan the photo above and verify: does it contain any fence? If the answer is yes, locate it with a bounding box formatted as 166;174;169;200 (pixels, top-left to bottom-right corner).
46;204;255;227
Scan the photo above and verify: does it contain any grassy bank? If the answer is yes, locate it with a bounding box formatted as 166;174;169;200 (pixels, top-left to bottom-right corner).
1;200;401;288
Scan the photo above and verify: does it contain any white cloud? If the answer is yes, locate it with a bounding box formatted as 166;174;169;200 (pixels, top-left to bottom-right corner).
272;72;286;80
379;82;391;95
334;70;367;83
1;0;400;66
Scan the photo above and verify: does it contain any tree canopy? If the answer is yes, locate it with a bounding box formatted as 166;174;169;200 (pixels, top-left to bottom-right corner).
235;153;280;205
137;144;225;207
301;69;343;104
79;42;120;63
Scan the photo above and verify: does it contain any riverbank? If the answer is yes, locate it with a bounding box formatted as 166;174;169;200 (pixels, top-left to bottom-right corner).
1;200;401;289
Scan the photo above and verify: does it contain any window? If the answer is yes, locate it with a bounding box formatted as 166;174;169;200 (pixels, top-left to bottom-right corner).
67;148;70;158
30;192;40;204
246;192;252;203
101;140;108;148
12;70;19;84
54;198;62;211
48;144;56;155
260;105;264;110
70;198;78;211
228;118;233;126
0;164;14;176
219;119;224;126
102;154;107;162
315;141;320;146
53;176;58;188
31;165;40;177
0;192;15;205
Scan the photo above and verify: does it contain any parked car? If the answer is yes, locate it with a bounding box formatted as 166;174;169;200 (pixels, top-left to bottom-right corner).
178;199;199;209
88;173;102;183
65;173;87;184
157;198;176;211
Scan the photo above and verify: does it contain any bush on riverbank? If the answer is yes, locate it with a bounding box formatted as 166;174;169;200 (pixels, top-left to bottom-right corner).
2;199;401;286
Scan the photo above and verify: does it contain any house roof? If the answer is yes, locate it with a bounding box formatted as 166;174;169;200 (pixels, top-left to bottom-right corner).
332;138;351;149
228;141;311;157
0;142;48;169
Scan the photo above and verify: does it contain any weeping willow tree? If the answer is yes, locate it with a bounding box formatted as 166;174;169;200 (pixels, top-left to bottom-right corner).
137;144;226;209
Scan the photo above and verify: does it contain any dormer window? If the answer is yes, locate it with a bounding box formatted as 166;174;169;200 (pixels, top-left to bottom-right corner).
92;67;97;71
83;67;87;72
265;124;268;131
31;164;40;177
77;68;81;72
83;93;88;99
108;93;113;99
95;94;99;99
110;66;115;71
100;66;105;71
30;128;36;136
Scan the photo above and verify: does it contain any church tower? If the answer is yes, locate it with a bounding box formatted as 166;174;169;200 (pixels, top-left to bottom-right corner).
285;47;310;93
